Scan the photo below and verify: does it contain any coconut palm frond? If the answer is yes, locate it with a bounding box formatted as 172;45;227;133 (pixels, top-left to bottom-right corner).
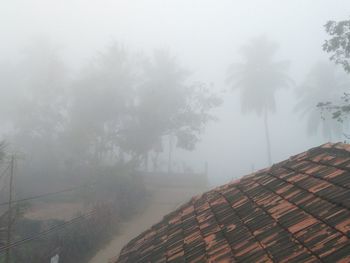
227;36;291;116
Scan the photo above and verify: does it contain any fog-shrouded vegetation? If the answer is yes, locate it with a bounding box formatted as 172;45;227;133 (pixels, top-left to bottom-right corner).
7;40;220;174
0;38;221;261
318;16;350;129
227;36;293;165
296;61;348;140
1;1;350;262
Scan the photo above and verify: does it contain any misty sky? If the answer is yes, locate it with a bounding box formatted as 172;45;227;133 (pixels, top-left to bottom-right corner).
1;0;350;185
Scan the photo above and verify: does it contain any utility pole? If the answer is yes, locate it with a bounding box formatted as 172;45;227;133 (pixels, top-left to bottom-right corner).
168;135;173;174
5;155;14;263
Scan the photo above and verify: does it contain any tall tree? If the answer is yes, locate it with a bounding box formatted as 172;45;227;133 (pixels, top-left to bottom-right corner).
296;61;348;140
67;44;137;166
68;47;221;171
11;37;69;175
124;50;221;172
227;36;292;165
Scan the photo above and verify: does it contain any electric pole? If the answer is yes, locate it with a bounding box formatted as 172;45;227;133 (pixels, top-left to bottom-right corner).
5;155;14;263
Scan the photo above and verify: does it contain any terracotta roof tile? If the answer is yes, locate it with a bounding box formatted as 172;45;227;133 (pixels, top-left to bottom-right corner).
116;143;350;263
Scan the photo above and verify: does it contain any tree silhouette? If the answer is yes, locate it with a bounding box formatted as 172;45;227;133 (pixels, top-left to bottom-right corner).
296;61;348;140
11;38;69;174
227;36;292;165
68;47;221;171
134;50;221;172
68;43;137;165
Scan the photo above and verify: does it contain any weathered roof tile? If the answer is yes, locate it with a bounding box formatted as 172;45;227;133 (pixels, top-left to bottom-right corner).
115;143;350;262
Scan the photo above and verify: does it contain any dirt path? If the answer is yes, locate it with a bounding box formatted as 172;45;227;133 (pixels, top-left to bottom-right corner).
89;187;204;263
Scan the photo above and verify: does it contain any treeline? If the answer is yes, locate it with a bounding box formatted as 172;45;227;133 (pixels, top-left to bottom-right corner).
0;39;220;188
0;39;220;261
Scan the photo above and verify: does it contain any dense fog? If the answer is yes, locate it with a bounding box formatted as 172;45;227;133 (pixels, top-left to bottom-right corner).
1;1;350;262
1;0;350;184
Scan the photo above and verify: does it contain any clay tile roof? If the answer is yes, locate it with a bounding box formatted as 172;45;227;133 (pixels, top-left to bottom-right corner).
116;143;350;263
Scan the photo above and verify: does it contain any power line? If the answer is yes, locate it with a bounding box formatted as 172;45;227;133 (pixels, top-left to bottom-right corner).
0;207;98;253
0;166;99;255
0;182;96;207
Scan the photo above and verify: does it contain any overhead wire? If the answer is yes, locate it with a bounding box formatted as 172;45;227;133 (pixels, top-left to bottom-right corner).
0;207;99;253
0;182;96;207
0;174;99;252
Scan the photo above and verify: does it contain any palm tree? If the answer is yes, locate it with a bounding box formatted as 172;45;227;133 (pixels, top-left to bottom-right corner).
227;36;292;165
295;61;348;140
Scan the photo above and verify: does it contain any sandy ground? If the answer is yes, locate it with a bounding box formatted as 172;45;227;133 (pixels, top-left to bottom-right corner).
89;187;205;263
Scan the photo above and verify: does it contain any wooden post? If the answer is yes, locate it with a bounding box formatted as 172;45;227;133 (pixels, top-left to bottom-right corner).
5;155;14;263
167;135;173;174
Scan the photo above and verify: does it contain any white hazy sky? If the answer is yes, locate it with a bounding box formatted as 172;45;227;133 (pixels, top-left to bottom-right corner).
1;0;350;185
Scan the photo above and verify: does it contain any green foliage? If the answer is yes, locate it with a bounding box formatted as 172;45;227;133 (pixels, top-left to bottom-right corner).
318;93;350;122
323;19;350;73
319;17;350;132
